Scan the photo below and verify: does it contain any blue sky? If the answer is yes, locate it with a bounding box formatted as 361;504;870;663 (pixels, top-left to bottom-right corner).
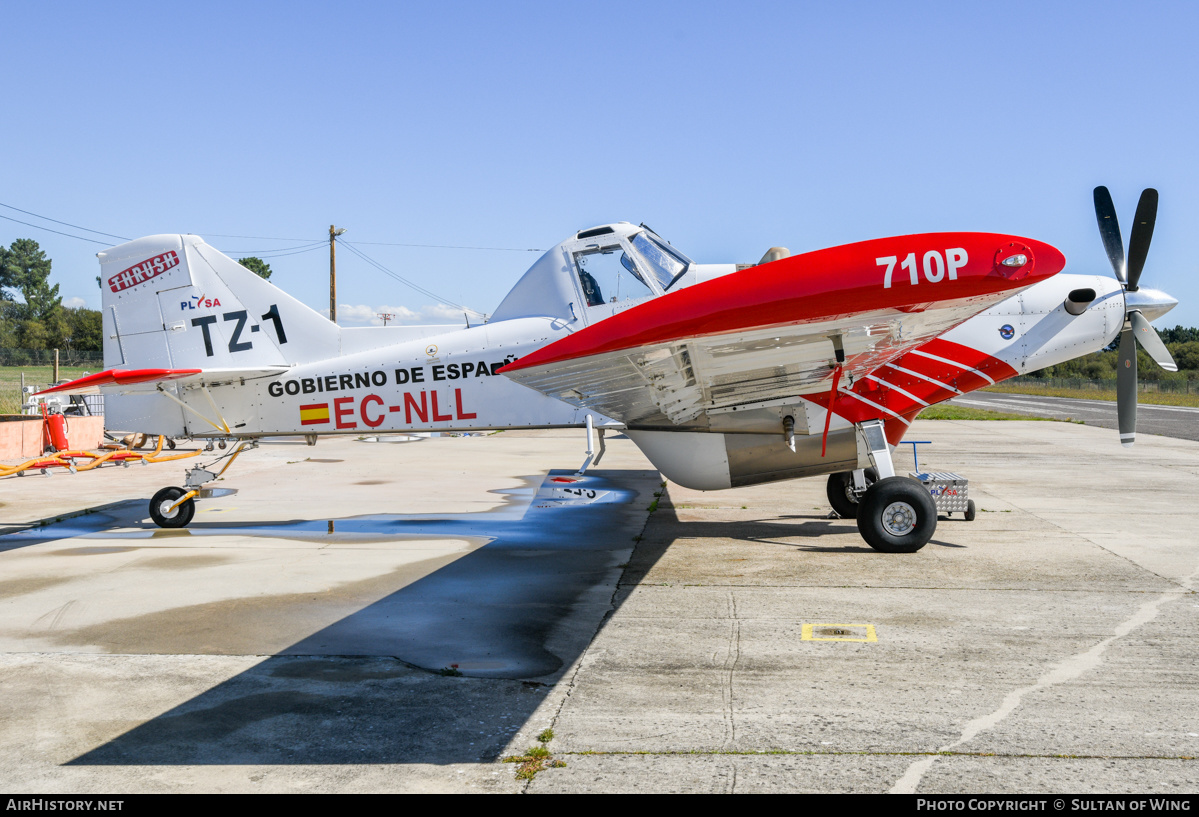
3;1;1197;327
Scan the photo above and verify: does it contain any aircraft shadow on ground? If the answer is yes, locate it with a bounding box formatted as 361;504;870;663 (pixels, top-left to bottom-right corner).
69;468;663;767
65;472;959;766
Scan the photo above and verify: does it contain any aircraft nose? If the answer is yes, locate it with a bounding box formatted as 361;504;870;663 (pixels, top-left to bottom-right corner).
1124;287;1178;322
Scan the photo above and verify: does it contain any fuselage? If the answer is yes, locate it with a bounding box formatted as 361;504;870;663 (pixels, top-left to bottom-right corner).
93;226;1160;493
156;273;1127;444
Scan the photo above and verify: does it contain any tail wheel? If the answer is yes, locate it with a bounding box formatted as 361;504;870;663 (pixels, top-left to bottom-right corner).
856;476;937;553
150;486;195;529
825;468;878;519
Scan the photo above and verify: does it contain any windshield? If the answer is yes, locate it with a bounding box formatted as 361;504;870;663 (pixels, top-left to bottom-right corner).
575;245;654;306
630;232;691;291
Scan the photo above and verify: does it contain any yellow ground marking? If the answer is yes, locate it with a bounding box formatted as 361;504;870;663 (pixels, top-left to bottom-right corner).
802;623;878;642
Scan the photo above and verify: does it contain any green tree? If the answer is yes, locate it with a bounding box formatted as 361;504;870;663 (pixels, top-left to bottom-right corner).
20;275;62;322
1173;341;1199;371
0;300;19;347
0;238;59;320
61;307;103;351
17;318;50;350
1162;325;1199;344
238;256;272;280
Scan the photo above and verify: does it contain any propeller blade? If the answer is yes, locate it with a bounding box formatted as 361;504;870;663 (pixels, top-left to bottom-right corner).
1094;186;1126;284
1126;188;1158;291
1129;310;1178;371
1117;326;1138;447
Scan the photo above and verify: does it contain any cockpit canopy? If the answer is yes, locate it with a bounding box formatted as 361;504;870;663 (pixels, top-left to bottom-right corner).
490;222;693;323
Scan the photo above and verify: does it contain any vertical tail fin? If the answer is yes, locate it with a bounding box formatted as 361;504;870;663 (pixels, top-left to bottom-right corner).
100;234;339;370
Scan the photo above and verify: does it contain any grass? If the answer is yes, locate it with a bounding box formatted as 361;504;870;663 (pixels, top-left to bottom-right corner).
0;365;94;414
504;732;565;780
914;404;1062;422
984;380;1199;408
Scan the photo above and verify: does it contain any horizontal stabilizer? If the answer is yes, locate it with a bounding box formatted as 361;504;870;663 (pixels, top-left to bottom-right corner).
35;366;290;396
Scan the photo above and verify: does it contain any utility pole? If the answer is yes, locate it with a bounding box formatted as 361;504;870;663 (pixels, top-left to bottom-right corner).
377;312;395;326
329;225;346;323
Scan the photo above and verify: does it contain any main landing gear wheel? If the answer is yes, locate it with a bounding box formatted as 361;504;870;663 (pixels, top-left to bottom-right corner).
856;476;937;553
826;468;878;519
150;486;195;529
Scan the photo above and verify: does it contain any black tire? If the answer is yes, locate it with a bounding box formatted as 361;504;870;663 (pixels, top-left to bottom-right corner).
856;476;937;553
150;486;195;528
964;499;976;522
825;468;878;519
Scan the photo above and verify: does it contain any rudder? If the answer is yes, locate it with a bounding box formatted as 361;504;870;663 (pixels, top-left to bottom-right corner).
100;234;339;371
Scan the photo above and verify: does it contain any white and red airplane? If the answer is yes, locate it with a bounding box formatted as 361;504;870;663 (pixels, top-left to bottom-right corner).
38;188;1178;552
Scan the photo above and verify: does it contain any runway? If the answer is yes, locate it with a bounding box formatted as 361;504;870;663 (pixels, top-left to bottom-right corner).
949;390;1199;442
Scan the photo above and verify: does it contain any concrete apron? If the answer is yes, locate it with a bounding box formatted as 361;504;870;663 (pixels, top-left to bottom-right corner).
1;422;1197;792
0;431;659;793
531;420;1199;793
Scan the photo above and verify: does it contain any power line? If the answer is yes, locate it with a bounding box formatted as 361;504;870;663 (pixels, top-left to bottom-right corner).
242;243;330;259
202;234;544;252
0;213;113;246
215;240;328;256
0;200;546;257
0;202;130;241
339;240;486;318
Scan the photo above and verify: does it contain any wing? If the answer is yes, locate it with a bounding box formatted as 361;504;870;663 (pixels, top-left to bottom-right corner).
500;232;1063;430
35;366;290;396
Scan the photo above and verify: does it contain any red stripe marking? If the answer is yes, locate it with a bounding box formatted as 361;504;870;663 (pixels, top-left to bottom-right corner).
876;363;961;404
804;340;1021;445
855;377;927;416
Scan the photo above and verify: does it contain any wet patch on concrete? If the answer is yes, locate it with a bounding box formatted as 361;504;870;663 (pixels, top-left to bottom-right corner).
40;550;477;655
2;476;546;546
0;575;74;599
137;553;235;570
53;546;137;556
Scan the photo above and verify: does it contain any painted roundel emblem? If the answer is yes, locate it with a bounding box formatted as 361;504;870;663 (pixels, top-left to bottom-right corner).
999;324;1015;340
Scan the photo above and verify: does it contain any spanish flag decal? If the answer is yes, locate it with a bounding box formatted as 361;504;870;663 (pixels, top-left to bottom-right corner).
299;403;330;425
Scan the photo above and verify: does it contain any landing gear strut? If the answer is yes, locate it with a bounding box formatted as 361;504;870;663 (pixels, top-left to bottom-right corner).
825;467;877;519
147;440;256;528
852;420;938;553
